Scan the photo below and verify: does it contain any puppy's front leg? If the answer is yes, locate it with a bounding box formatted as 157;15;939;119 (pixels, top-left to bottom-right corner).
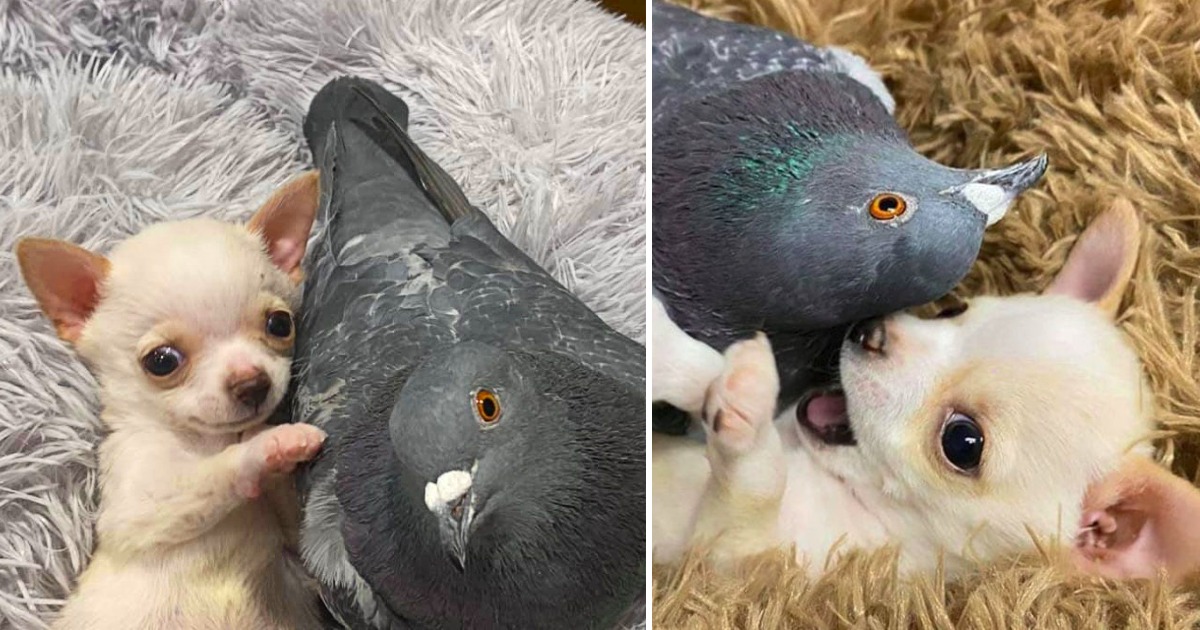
690;334;786;567
100;424;325;555
651;296;725;415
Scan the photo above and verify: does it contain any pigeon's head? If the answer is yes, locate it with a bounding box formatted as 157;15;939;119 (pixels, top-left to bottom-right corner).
653;70;1048;334
768;137;1049;329
387;341;643;617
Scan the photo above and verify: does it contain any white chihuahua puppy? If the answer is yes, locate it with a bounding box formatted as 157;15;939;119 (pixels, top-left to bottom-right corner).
17;173;325;629
654;201;1200;582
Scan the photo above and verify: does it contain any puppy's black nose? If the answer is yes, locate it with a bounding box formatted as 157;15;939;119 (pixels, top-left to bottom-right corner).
849;318;887;354
229;372;271;408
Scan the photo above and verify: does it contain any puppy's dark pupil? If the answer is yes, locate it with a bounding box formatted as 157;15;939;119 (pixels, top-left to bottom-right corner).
266;311;292;338
942;417;984;472
143;347;179;376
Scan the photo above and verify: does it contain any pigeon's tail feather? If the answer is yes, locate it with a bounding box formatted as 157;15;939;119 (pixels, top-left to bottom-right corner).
348;84;473;224
304;76;463;259
304;76;409;163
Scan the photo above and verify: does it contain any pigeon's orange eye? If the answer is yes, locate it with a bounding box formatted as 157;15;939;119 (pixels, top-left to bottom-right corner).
473;389;501;425
869;193;907;220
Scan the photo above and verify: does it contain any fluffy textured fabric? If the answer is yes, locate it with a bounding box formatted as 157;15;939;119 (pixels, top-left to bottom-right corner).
0;1;644;627
653;0;1200;627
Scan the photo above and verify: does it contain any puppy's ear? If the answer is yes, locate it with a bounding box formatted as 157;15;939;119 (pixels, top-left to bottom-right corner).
1073;456;1200;584
16;238;110;344
247;171;319;283
1044;198;1141;318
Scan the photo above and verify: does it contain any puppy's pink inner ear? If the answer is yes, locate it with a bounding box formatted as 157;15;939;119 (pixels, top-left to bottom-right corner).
1048;236;1120;302
1045;199;1140;316
16;239;110;343
1076;505;1157;580
1074;458;1200;583
248;171;319;281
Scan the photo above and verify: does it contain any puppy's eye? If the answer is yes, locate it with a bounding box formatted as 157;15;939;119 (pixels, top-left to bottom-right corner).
868;193;908;220
265;310;293;338
941;412;984;474
473;389;501;426
142;345;184;377
935;302;969;319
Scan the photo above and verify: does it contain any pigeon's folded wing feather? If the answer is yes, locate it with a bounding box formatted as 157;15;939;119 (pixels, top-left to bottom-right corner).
302;470;390;630
651;1;893;118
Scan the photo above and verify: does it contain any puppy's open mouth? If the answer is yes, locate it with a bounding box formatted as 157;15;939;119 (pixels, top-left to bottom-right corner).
796;388;856;446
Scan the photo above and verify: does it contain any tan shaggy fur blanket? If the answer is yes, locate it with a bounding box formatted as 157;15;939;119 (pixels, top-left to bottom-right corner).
652;0;1200;627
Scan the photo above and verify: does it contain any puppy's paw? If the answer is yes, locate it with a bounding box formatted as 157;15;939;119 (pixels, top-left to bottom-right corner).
258;423;326;472
236;424;326;499
703;334;779;456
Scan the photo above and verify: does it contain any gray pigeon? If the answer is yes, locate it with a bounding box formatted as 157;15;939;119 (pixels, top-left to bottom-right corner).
291;77;645;629
651;1;1047;429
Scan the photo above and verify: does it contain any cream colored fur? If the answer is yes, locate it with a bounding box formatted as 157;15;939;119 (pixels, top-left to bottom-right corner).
16;174;324;629
652;295;725;415
653;202;1157;577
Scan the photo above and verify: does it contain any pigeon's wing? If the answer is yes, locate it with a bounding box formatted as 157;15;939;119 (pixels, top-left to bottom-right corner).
433;214;645;388
651;1;894;118
306;76;643;388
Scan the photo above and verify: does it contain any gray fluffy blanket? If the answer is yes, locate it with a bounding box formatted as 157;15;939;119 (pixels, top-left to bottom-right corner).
0;0;645;626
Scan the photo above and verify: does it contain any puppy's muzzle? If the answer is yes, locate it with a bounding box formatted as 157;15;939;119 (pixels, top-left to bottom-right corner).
848;318;887;354
228;371;272;408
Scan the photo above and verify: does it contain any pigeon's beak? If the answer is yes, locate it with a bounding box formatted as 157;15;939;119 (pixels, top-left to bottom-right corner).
424;468;477;572
437;492;475;572
941;153;1048;227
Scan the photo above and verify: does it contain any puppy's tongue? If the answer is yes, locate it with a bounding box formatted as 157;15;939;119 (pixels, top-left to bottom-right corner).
805;393;847;432
799;390;855;446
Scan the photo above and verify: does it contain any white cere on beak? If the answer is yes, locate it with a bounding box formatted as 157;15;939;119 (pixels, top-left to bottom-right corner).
424;469;473;512
957;183;1012;227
